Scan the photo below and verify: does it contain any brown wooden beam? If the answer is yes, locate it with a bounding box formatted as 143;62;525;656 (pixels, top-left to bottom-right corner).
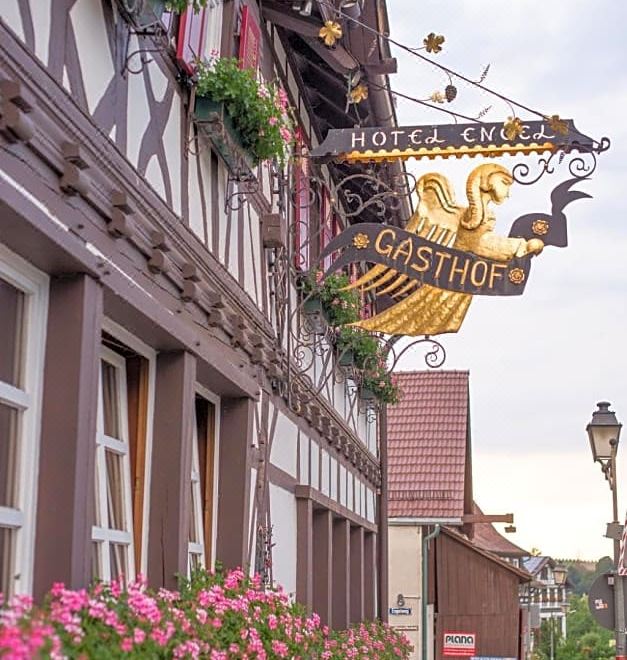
461;513;514;524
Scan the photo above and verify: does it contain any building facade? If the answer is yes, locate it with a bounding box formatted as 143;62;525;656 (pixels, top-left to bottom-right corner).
0;0;401;627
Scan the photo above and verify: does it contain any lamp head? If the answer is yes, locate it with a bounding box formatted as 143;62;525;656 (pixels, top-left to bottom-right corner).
586;401;622;463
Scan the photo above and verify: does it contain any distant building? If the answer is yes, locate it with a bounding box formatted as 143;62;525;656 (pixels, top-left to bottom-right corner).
522;556;570;637
387;371;530;660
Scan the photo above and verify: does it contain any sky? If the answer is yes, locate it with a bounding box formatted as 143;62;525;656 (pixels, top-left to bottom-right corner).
386;0;627;560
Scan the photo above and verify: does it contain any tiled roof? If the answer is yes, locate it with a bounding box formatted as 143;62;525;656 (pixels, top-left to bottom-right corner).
387;370;470;519
470;502;529;557
523;556;550;575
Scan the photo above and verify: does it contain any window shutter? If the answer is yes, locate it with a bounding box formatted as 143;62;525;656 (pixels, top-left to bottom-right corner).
238;5;261;71
176;6;209;75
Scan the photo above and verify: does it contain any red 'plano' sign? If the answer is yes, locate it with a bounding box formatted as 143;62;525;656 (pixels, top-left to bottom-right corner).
443;632;476;657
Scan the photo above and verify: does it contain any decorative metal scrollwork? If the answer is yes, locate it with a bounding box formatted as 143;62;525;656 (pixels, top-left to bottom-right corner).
512;137;610;186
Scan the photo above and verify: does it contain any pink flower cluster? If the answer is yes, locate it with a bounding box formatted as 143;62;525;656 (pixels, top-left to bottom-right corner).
0;569;411;659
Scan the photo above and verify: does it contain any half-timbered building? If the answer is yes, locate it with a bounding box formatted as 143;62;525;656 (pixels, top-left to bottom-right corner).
0;0;405;627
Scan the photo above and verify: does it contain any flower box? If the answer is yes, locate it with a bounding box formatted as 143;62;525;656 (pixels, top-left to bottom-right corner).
301;295;328;335
117;0;166;29
193;97;254;179
360;386;377;402
337;348;356;368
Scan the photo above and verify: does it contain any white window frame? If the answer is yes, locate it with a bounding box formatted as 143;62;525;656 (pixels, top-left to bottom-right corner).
102;319;156;576
93;346;135;582
187;385;220;573
0;245;49;596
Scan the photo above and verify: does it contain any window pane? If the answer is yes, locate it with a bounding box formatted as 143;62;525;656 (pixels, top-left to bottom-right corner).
0;277;25;388
0;404;20;508
105;450;126;530
101;362;120;439
0;526;16;596
109;543;128;582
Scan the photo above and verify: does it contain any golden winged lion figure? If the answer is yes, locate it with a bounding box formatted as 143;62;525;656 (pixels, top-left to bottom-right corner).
346;163;545;335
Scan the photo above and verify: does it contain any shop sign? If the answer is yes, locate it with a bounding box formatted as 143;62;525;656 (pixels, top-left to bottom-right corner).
443;632;476;657
310;119;596;163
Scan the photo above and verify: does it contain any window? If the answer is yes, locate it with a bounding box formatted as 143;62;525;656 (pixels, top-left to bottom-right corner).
0;246;48;597
188;389;219;573
92;328;155;582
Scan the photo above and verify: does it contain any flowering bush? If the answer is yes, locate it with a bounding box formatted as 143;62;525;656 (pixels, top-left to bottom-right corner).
0;568;411;659
196;57;294;165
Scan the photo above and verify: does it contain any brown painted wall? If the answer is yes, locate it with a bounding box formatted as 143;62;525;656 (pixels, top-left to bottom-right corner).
433;532;522;659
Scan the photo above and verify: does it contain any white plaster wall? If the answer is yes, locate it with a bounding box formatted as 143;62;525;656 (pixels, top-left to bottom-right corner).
366;487;376;523
70;0;114;114
310;440;319;491
388;525;422;660
299;433;309;485
269;483;297;596
270;411;298;478
161;96;182;216
339;465;347;507
330;456;337;500
187;145;209;245
347;470;354;511
320;449;329;496
126;37;152;167
1;1;25;42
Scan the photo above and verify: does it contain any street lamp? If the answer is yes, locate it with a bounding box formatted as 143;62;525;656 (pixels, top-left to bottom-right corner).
586;401;625;660
553;565;568;587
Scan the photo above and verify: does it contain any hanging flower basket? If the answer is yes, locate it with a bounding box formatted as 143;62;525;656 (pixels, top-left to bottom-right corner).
117;0;166;29
193;97;255;179
301;295;328;335
359;386;377;402
338;348;356;368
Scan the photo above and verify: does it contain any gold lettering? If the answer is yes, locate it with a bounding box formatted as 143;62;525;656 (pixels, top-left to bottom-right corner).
470;260;489;287
351;131;366;148
433;251;452;278
488;263;508;288
448;255;470;286
410;245;432;272
374;228;396;256
392;238;413;264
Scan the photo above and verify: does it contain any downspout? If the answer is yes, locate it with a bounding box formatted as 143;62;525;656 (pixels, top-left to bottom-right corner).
377;404;389;621
422;525;441;660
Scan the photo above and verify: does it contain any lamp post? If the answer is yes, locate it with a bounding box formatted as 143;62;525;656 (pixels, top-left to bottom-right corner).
587;401;625;660
548;565;568;659
553;565;568;640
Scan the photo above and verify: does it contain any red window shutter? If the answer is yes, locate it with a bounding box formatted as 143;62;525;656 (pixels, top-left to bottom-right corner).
176;7;208;75
238;5;261;71
293;144;310;271
320;187;334;271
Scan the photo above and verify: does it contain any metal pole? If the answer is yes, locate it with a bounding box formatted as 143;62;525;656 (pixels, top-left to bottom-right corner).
611;446;626;660
550;613;554;660
422;525;441;660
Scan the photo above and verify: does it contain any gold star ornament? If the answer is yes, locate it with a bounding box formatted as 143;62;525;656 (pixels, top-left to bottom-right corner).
319;21;342;47
353;233;370;249
503;116;524;141
547;114;569;135
350;83;369;104
423;33;445;54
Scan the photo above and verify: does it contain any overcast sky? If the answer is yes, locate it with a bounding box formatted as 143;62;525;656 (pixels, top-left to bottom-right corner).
387;1;627;559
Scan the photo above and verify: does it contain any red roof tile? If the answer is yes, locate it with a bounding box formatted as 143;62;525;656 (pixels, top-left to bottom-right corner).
387;370;470;519
470;502;529;557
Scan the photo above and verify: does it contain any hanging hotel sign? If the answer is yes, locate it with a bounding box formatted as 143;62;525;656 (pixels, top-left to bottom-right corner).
310;119;597;163
319;163;592;337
